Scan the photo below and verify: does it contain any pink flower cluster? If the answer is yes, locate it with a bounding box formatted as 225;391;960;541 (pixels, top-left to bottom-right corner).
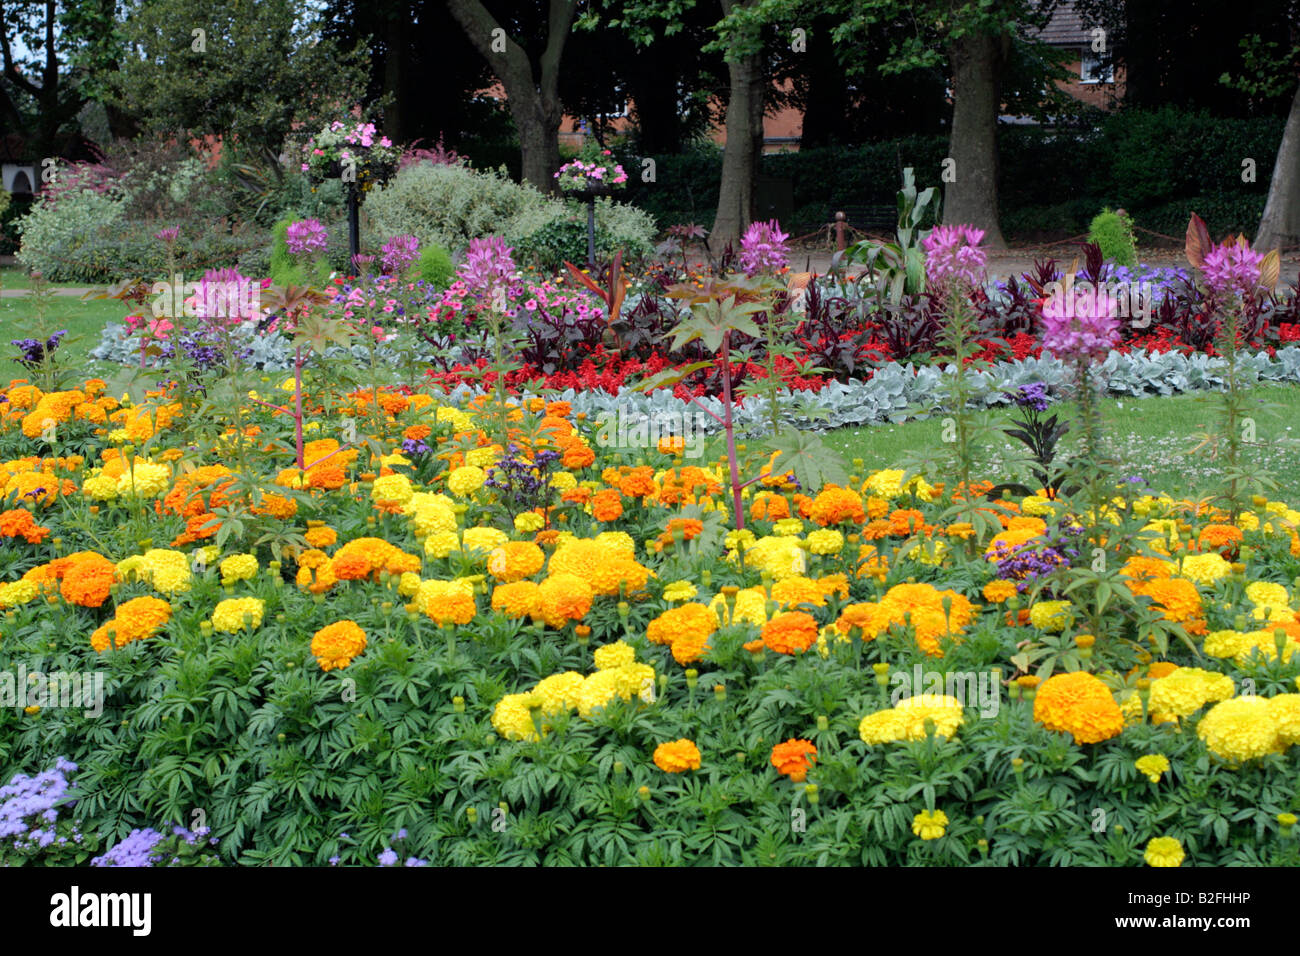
1201;241;1263;301
286;219;328;257
1040;287;1121;361
739;219;790;276
555;150;628;189
457;236;519;301
922;225;987;291
381;234;420;276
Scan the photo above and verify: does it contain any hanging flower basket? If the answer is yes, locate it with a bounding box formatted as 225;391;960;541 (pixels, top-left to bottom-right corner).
302;120;401;193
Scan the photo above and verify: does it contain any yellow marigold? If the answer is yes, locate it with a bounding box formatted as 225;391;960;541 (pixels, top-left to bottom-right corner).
739;535;806;579
661;580;697;603
574;663;654;717
709;587;769;627
446;465;485;498
1033;671;1125;744
537;572;594;628
804;528;844;555
514;511;545;533
911;809;949;840
371;473;414;505
983;579;1018;603
397;570;421;597
311;620;368;671
1135;753;1171;784
219;553;259;586
414;579;477;625
1178;552;1231;586
593;640;636;670
211;597;265;634
115;461;171;499
863;469;906;499
1268;694;1300;746
0;579;39;608
534;672;585;715
1029;599;1074;632
462;526;509;554
1197;696;1285;762
491;581;541;619
81;472;119;501
1148;667;1235;719
1245;581;1289;608
492;692;542;741
1144;836;1184;867
653;739;701;773
404;492;458;536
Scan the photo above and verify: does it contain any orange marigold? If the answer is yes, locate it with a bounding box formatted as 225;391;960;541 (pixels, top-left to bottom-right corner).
770;738;818;782
537;573;594;628
0;508;51;544
761;611;819;655
653;739;701;773
808;485;865;527
1033;671;1125;744
311;620;368;671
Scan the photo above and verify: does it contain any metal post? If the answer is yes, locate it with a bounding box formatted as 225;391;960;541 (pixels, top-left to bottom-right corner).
835;211;846;252
587;195;597;271
348;183;360;262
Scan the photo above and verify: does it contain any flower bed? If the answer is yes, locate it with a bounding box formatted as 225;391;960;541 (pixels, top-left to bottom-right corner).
3;371;1300;866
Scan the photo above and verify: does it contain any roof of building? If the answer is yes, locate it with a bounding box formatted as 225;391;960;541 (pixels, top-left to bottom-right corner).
1031;0;1094;46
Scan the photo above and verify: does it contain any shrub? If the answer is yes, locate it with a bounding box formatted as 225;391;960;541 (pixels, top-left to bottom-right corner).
363;161;550;252
16;189;129;280
413;244;454;288
1088;208;1138;267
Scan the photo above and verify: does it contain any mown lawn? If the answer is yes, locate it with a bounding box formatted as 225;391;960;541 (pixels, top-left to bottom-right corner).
825;384;1300;504
0;283;126;383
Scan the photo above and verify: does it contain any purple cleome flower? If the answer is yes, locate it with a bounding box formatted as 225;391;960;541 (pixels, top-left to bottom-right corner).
381;234;420;276
923;225;987;292
739;219;790;276
1201;241;1263;301
286;219;329;257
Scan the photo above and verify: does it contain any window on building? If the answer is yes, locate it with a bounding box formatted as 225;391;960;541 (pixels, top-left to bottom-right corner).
1080;50;1114;84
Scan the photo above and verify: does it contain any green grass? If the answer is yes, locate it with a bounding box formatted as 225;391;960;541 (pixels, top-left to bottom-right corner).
0;290;125;382
825;384;1300;504
0;265;91;291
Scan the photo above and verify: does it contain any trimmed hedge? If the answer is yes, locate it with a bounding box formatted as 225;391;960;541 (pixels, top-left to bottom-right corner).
620;108;1281;242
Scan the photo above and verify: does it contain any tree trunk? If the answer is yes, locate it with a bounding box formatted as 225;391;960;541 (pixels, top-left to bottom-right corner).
712;27;764;251
1255;82;1300;252
445;0;574;194
945;31;1007;249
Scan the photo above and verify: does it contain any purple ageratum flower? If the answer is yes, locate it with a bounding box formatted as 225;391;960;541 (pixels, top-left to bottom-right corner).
1011;382;1050;412
1201;240;1264;301
378;848;399;866
91;828;165;867
286;219;329;257
1040;286;1121;361
0;760;76;841
739;219;790;276
457;236;518;301
922;225;987;291
381;234;420;276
